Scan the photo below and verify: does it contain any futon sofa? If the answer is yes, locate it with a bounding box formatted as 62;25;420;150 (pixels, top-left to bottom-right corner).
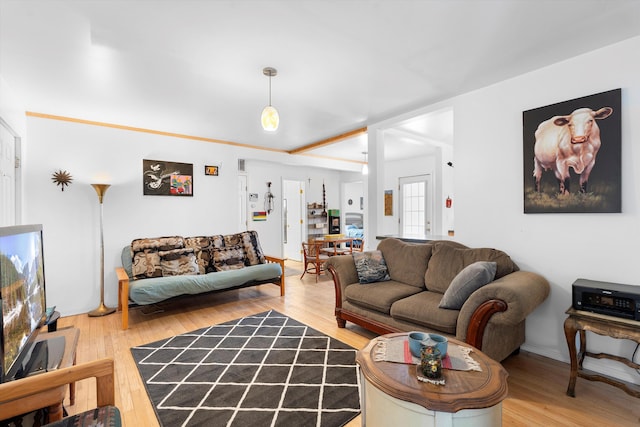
326;238;549;361
116;231;284;329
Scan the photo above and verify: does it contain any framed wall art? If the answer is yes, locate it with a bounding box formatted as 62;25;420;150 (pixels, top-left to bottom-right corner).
143;159;193;196
523;88;621;213
204;165;219;176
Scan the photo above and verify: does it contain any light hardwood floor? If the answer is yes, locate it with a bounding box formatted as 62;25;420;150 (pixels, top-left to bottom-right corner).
53;261;640;426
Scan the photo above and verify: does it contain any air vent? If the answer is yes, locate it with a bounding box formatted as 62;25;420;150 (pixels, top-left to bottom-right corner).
238;159;245;172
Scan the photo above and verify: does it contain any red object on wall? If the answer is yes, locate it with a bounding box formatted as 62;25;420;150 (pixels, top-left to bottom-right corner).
445;196;452;208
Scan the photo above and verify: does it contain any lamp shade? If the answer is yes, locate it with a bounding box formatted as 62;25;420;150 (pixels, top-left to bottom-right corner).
261;105;279;131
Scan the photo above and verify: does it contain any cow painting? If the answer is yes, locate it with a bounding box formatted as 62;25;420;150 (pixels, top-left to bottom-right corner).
523;89;621;214
533;107;613;195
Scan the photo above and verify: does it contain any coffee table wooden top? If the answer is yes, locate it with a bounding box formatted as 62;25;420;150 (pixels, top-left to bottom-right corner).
356;333;508;413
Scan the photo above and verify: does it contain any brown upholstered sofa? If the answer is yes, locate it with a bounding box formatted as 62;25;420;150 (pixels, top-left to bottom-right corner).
326;238;549;361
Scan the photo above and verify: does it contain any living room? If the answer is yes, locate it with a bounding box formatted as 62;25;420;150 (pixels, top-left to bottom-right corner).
1;1;640;425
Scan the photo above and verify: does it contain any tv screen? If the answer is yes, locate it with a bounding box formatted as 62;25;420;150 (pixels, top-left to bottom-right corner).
0;224;47;382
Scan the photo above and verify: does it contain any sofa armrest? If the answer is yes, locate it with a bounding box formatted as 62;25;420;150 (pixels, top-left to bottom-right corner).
116;267;130;330
456;270;550;345
264;255;286;296
326;255;359;308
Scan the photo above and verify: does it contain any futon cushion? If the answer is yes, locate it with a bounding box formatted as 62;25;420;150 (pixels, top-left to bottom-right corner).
353;250;390;284
130;236;185;279
425;242;518;294
438;261;497;309
159;247;199;276
212;244;246;271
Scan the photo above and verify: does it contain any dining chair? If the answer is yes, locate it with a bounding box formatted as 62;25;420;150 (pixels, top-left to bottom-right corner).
301;241;330;282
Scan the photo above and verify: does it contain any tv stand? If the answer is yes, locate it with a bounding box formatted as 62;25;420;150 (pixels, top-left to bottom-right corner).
12;335;65;381
0;327;79;423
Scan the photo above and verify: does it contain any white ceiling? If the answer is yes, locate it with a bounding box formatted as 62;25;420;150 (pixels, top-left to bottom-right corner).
2;0;640;164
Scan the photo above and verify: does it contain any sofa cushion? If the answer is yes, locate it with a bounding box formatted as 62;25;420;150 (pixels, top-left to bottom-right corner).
390;291;458;334
377;238;434;288
345;281;423;314
239;230;267;266
212;244;246;271
438;261;497;309
211;231;266;266
159;247;199;276
425;242;519;294
353;250;390;284
130;236;185;279
184;236;214;274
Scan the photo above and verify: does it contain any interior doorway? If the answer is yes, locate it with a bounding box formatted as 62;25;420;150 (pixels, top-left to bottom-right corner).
282;179;304;261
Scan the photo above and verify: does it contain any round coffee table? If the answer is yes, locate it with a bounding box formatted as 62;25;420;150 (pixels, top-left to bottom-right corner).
356;333;508;426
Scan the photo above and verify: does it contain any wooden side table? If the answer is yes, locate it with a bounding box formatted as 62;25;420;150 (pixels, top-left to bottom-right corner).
564;307;640;398
356;333;508;426
0;327;80;423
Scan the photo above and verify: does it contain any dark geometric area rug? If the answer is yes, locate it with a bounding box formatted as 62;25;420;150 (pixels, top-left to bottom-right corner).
131;310;361;427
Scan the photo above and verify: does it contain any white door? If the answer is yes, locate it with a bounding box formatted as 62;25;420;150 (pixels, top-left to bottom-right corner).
0;118;19;226
399;174;432;236
283;179;304;261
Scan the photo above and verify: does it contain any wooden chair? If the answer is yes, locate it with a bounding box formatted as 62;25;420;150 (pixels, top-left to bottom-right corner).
0;358;120;426
301;241;330;282
352;238;364;251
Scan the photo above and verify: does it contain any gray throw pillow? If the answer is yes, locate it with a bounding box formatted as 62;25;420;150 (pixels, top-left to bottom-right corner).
353;250;391;284
438;261;497;309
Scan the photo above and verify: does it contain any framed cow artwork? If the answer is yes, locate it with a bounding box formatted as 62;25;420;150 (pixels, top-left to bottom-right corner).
523;88;621;213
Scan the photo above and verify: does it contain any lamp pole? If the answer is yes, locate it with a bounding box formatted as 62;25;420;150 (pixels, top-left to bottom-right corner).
88;183;116;317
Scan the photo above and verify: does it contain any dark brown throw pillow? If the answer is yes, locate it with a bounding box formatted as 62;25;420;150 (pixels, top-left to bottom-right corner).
159;247;199;276
130;236;185;280
184;236;214;274
211;245;246;271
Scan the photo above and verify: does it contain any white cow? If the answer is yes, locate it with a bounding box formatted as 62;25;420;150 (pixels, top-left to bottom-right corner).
533;107;613;194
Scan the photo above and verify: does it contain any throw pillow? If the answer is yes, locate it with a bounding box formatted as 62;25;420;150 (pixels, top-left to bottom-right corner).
130;236;185;280
158;248;199;277
184;236;214;274
353;250;391;284
239;230;267;266
211;245;246;271
438;261;497;309
425;242;518;294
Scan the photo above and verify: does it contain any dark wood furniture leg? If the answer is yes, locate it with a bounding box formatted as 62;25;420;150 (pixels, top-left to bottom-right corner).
564;316;579;397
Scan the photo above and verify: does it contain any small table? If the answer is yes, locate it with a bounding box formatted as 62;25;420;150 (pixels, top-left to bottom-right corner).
0;327;80;423
356;333;508;426
313;236;355;256
564;307;640;398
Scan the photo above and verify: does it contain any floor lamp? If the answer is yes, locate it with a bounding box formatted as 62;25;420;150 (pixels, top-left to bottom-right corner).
88;183;116;317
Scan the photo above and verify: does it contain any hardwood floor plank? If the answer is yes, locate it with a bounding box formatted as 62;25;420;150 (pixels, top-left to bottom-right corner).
48;261;639;426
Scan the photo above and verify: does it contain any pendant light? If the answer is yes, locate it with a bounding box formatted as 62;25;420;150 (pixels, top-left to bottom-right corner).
261;67;279;131
362;152;369;175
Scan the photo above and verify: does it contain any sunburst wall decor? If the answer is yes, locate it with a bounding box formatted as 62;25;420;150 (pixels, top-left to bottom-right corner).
52;169;73;191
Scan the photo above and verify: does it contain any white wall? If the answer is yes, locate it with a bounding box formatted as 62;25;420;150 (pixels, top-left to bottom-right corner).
380;154;437;235
450;36;640;383
22;118;345;316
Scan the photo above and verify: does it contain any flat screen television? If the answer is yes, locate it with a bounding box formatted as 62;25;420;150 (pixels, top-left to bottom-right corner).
0;224;50;382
